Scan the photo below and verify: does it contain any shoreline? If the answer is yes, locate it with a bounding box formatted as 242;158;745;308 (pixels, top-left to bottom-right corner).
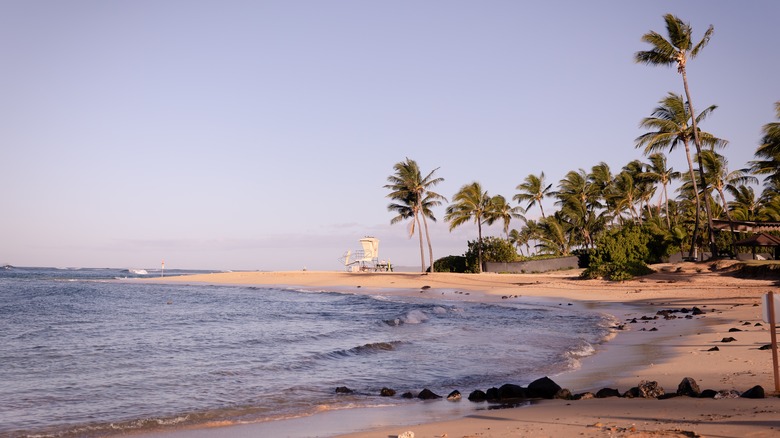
143;263;780;437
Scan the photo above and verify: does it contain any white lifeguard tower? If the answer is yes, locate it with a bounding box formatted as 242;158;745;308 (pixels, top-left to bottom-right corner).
339;237;391;272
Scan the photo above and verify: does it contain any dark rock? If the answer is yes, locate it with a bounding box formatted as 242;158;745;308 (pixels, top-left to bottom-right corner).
380;387;396;397
623;387;640;398
418;388;442;400
707;346;720;351
498;383;528;400
468;389;487;401
637;380;664;398
421;285;431;290
554;388;573;400
335;386;353;394
676;377;701;397
401;391;414;399
657;393;679;400
759;344;773;350
691;307;704;315
595;388;621;398
527;376;562;399
741;385;765;399
447;390;462;401
699;389;718;398
649;327;659;331
720;337;737;343
755;323;763;327
742;321;752;326
629;318;638;323
485;387;500;400
728;328;742;332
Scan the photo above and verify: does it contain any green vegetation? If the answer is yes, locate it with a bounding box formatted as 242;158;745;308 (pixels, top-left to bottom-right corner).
385;15;780;279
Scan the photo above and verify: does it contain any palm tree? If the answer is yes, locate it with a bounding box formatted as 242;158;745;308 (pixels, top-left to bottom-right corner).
635;92;725;258
700;150;758;222
641;153;680;229
385;158;446;272
609;170;642;224
488;195;525;239
636;14;717;257
726;185;759;221
535;214;573;256
514;172;552;219
554;169;602;248
751;102;780;187
445;182;492;273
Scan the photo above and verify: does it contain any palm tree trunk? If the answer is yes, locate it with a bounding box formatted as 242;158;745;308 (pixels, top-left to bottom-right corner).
717;188;737;258
420;209;435;273
663;182;671;229
414;212;426;273
681;69;718;258
477;220;483;273
683;139;702;259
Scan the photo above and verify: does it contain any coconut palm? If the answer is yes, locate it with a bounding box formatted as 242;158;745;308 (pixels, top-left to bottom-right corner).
488;195;525;239
385;158;446;272
554;169;603;248
641;153;680;229
727;185;760;221
609;170;643;224
635;92;725;258
751;102;780;187
514;172;552;219
636;14;718;256
700;150;758;222
535;214;573;256
445;182;493;273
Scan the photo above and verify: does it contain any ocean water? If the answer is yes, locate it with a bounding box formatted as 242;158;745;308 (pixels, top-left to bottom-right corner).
0;266;614;437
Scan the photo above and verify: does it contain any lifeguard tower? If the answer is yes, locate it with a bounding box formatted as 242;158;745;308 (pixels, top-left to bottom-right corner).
339;237;392;272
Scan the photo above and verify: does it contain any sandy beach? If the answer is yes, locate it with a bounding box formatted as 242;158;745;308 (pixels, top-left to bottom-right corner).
151;262;780;437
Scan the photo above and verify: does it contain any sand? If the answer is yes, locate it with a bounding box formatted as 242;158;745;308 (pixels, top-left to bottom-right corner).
148;262;780;437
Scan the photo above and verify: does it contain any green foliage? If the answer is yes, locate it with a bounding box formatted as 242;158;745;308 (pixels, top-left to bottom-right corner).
464;236;518;273
433;255;467;273
582;224;675;281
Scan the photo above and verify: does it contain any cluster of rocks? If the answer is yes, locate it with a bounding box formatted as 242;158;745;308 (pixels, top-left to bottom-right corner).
335;376;769;402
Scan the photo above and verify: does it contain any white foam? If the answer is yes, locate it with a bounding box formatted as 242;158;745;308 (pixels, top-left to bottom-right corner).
402;310;429;324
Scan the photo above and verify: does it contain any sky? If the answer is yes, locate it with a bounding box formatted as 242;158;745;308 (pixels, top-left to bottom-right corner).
1;1;778;271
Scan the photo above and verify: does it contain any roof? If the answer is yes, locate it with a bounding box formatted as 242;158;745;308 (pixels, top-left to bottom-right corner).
733;232;780;247
713;219;780;233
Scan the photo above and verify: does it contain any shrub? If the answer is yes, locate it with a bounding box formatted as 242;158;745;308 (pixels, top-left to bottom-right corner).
582;224;655;281
433;255;468;273
464;236;519;273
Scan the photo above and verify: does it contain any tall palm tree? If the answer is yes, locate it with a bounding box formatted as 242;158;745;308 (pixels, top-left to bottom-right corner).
385;158;446;272
488;195;525;239
636;14;718;257
635;93;725;258
751;102;780;187
445;182;492;273
641;153;680;229
514;172;552;219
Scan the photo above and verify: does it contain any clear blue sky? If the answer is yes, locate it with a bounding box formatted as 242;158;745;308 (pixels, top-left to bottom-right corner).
1;1;778;271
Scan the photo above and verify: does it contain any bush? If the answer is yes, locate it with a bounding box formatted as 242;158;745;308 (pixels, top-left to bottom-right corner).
434;255;468;273
582;224;655;281
464;236;519;273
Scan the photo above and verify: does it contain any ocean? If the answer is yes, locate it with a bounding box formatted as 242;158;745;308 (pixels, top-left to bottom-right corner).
0;266;614;437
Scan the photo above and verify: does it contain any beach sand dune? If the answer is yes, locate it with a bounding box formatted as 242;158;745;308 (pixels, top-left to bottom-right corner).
151;262;780;437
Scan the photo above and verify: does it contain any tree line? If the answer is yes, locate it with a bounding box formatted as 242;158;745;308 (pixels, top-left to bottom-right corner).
385;14;780;274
